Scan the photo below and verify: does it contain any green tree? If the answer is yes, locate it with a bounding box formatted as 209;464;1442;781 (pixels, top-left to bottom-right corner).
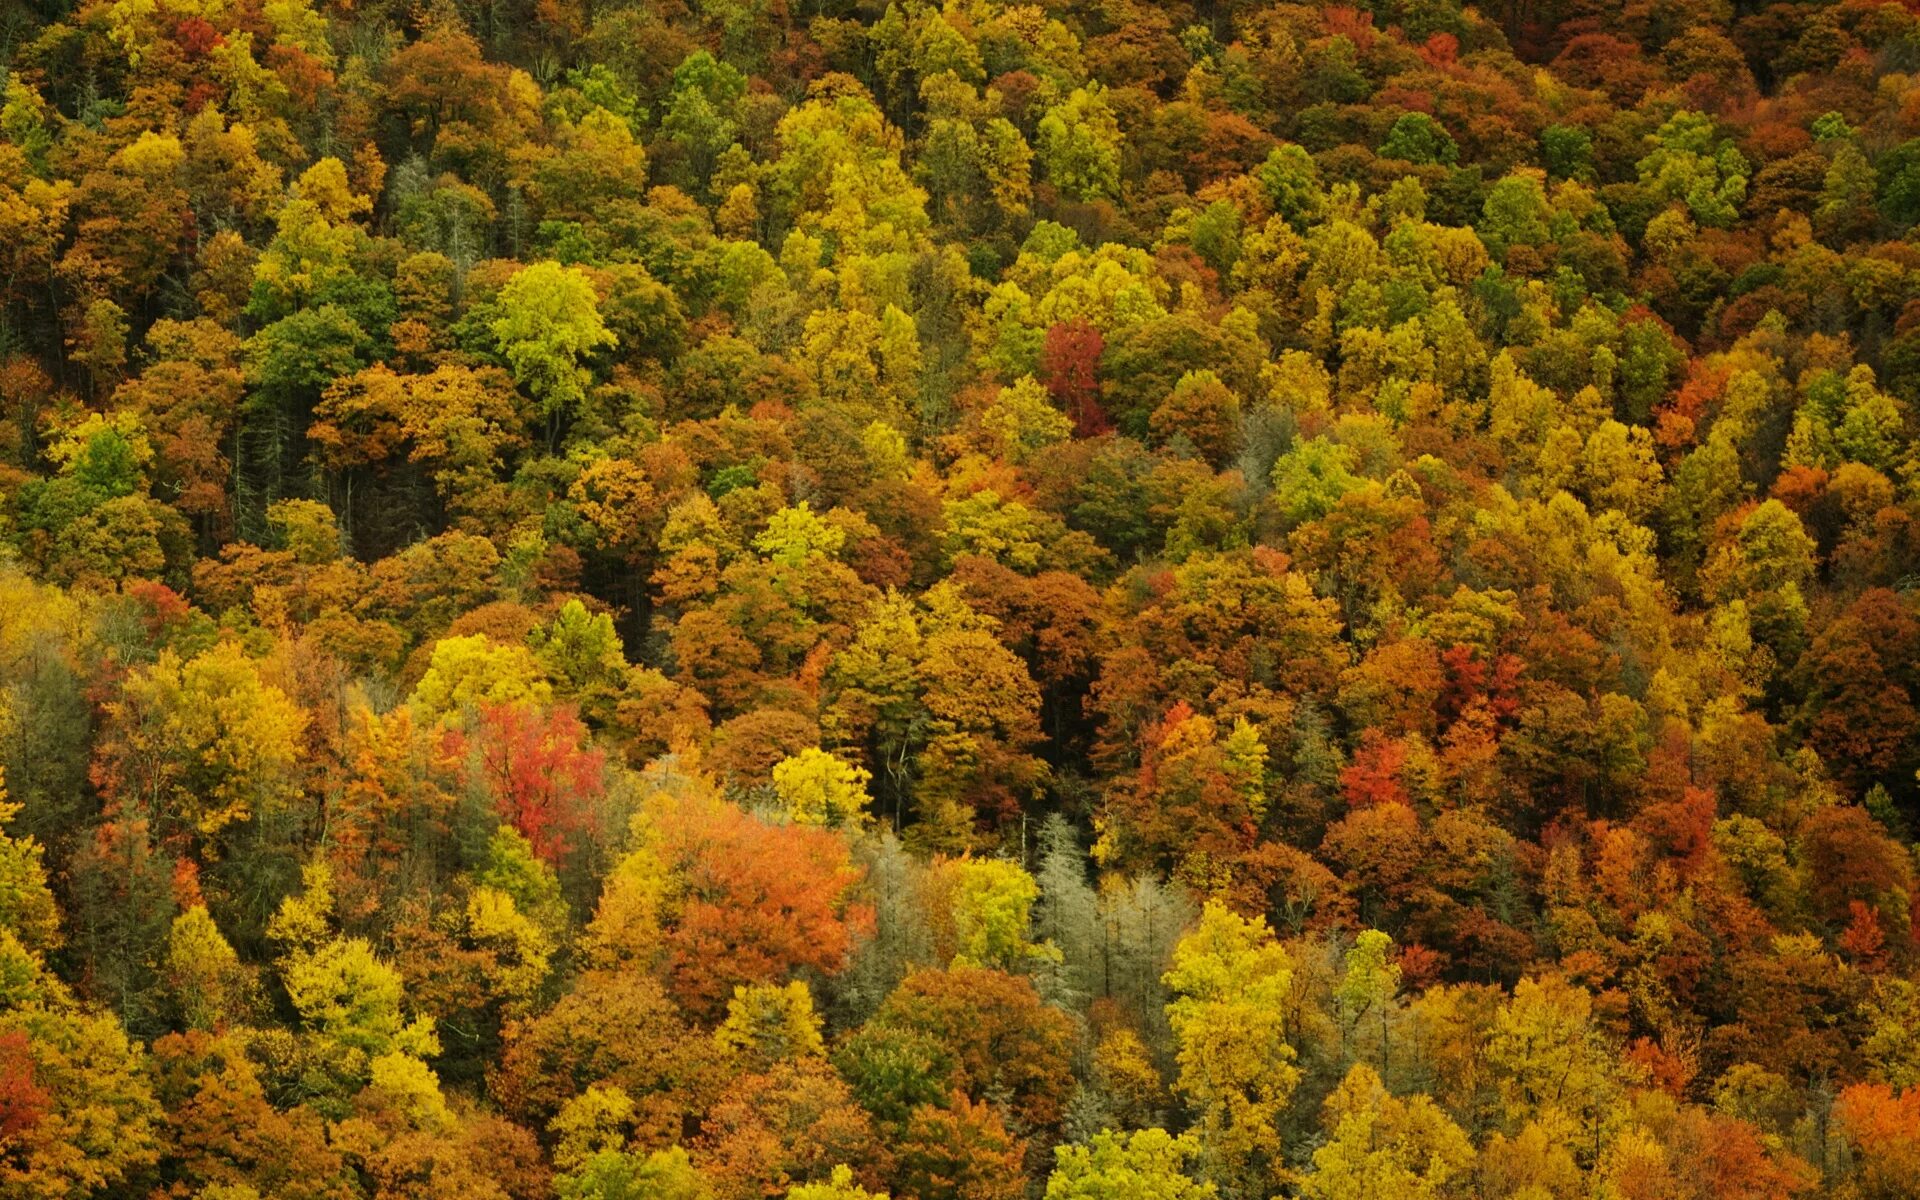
560;1145;717;1200
1270;437;1362;526
1334;929;1402;1070
491;261;617;442
1255;143;1325;229
1045;1128;1216;1200
663;50;747;189
1635;110;1749;228
930;857;1059;970
1378;113;1458;165
786;1165;886;1200
1037;86;1123;202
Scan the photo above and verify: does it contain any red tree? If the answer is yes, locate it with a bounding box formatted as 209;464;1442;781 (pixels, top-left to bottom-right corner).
451;702;607;863
0;1032;49;1144
1039;319;1107;437
647;795;874;1019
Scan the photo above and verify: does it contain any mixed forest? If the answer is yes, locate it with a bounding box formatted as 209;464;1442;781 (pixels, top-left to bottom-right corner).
8;0;1920;1194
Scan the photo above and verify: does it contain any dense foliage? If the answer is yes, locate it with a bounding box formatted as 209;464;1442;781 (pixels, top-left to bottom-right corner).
4;0;1920;1195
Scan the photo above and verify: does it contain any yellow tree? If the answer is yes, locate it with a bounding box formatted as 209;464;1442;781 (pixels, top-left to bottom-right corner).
0;767;60;954
772;748;873;827
1300;1064;1475;1200
713;981;827;1071
927;857;1059;971
1162;902;1300;1194
94;640;308;845
267;862;442;1103
824;588;1047;851
490;260;616;445
163;905;254;1031
786;1165;887;1200
407;634;551;721
1333;929;1402;1072
1044;1128;1216;1200
0;929;164;1198
1485;976;1629;1164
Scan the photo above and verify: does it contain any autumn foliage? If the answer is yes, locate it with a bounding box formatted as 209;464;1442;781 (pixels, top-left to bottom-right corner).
5;0;1920;1195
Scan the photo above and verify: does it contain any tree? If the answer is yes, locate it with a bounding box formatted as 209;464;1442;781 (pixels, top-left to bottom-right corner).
408;635;552;719
695;1059;890;1200
530;108;652;227
595;783;872;1019
560;1145;717;1200
1253;143;1325;230
787;1166;888;1200
892;1093;1025;1200
1834;1082;1920;1200
491;969;720;1138
60;817;179;1031
1093;704;1271;902
0;773;59;955
0;929;164;1199
1334;930;1402;1070
1149;372;1241;466
1635;111;1749;229
1300;1064;1474;1200
1044;1128;1215;1200
92;640;308;845
773;749;874;828
972;378;1074;467
1271;438;1363;526
553;1085;641;1172
1799;591;1920;791
1379;114;1459;166
662;51;746;189
163;906;252;1031
248;158;375;322
1037;87;1123;202
274;908;437;1073
1040;320;1107;436
241;306;377;534
713;981;827;1071
927;857;1058;971
448;701;608;864
325;703;463;911
824;590;1048;851
1162;903;1299;1193
491;261;616;442
146;1029;359;1200
1484;977;1625;1160
839;967;1077;1135
1796;802;1913;937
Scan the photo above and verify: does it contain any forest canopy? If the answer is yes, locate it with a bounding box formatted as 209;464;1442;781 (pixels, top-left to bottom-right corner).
3;0;1920;1195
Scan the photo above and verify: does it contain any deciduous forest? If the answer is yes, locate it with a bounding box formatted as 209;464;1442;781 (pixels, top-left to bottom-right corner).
2;0;1920;1195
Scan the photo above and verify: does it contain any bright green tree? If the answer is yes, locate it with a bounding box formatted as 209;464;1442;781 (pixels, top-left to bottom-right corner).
1045;1128;1216;1200
1037;86;1122;202
931;857;1060;970
491;260;616;435
1635;110;1749;228
786;1165;888;1200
